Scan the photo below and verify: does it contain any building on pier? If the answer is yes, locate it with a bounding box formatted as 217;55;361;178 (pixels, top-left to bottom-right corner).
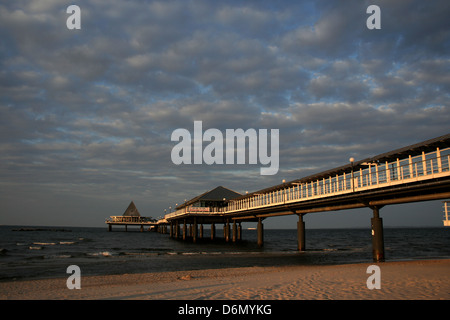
106;201;156;231
164;186;243;242
176;186;242;213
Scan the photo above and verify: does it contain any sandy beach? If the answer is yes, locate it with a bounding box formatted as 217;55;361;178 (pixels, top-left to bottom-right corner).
0;259;448;300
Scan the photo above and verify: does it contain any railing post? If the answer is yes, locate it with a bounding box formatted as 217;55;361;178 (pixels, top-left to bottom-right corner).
386;161;390;182
437;147;442;173
409;155;413;178
359;167;363;188
343;172;346;190
375;163;379;184
422;151;427;175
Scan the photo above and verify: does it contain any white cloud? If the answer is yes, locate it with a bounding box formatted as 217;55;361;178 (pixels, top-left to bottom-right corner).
0;0;449;227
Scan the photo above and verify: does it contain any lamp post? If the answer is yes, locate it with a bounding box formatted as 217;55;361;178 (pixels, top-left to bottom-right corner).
349;157;355;192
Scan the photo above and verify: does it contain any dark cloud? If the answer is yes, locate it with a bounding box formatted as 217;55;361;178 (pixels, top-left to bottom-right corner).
0;0;449;227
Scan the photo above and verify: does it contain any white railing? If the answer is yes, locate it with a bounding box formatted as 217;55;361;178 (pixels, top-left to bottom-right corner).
226;147;450;213
164;205;226;220
107;216;155;223
164;147;450;220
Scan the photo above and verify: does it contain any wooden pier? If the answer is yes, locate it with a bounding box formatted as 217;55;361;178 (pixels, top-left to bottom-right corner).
105;201;157;231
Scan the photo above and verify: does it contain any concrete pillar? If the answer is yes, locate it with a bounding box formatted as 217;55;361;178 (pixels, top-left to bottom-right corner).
170;222;173;238
183;220;187;240
371;206;385;262
232;220;237;242
108;224;112;232
225;220;231;242
257;218;264;248
199;224;203;239
238;222;242;241
175;220;179;238
297;214;305;251
193;218;198;243
211;223;215;240
140;225;144;232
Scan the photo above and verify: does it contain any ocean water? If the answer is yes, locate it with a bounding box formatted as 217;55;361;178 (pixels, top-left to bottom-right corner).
0;226;449;281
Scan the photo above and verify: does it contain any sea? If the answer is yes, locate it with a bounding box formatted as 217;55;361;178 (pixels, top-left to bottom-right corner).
0;226;449;282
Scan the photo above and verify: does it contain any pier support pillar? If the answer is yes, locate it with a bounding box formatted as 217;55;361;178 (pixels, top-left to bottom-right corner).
225;220;231;242
193;218;198;243
238;222;242;241
125;225;127;232
183;220;187;240
297;214;305;252
175;220;180;238
199;224;203;239
232;220;237;242
108;224;112;232
140;225;143;232
170;222;173;238
371;206;385;262
211;223;215;240
257;218;264;248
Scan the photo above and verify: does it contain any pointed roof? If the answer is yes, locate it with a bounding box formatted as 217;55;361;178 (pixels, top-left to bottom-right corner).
122;201;141;217
177;186;241;209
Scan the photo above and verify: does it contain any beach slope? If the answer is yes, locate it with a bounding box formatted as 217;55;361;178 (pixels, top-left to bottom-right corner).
0;260;448;300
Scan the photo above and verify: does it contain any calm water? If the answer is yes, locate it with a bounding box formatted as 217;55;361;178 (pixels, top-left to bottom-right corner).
0;226;449;281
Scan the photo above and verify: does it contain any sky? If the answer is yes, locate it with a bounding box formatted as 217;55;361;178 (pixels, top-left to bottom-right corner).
1;0;449;229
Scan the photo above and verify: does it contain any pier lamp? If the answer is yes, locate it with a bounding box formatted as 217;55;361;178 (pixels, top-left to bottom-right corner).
349;157;355;192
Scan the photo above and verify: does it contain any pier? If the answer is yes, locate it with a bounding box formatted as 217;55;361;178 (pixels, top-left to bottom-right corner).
159;134;450;262
106;201;157;232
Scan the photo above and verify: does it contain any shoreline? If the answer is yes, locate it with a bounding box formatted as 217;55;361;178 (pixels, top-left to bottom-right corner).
1;259;449;300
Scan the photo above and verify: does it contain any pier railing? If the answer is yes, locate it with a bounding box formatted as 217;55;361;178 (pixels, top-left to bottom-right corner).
106;216;156;223
164;205;226;220
226;147;450;213
163;146;450;220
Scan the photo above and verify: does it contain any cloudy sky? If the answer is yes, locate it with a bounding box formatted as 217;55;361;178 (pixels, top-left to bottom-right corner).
1;0;449;229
